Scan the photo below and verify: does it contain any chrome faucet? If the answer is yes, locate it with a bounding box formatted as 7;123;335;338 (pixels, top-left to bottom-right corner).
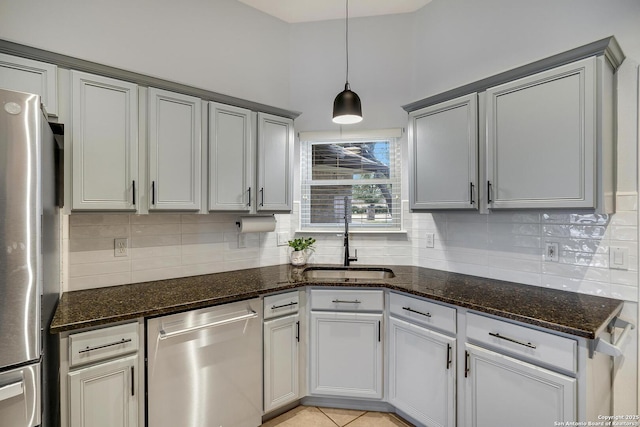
343;196;358;266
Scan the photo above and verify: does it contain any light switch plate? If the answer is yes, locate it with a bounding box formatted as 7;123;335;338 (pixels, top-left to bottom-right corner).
425;233;434;248
277;232;289;247
610;247;629;270
544;242;559;262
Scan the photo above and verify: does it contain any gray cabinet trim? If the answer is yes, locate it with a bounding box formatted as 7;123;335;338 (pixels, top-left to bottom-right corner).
402;36;624;113
0;39;301;120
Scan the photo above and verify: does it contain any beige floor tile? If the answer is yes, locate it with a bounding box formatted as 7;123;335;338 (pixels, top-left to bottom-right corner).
344;412;413;427
318;407;366;426
261;406;337;427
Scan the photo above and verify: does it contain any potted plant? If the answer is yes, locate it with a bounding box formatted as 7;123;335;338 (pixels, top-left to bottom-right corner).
288;237;316;266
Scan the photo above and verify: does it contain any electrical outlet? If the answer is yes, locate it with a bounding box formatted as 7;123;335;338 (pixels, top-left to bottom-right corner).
425;233;434;248
544;242;559;262
114;238;128;257
277;232;289;247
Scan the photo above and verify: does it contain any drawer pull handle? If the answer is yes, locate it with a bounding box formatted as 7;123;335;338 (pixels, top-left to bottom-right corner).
271;301;298;310
78;338;132;354
332;299;361;304
489;332;537;349
402;306;431;318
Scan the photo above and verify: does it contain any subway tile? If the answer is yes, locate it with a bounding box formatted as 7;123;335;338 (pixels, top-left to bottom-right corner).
542;262;611;283
560;252;609;268
488;222;540;236
488;255;541;274
130;214;181;224
131;235;181;248
488;212;540;223
131;267;184;283
132;223;181;236
70;249;116;264
70;224;130;239
616;193;638;211
488;233;541;249
69;237;117;252
610;226;638;241
489;268;541;287
557;238;609;254
610;284;639;302
69;260;131;277
68;272;131;291
132;256;181;271
611;269;639;287
130;245;181;259
69;214;130;226
610;211;638;226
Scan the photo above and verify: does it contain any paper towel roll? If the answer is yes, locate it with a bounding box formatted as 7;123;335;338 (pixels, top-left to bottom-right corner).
237;215;276;233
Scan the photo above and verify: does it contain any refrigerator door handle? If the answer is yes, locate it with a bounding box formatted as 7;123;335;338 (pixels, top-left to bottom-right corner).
0;380;24;402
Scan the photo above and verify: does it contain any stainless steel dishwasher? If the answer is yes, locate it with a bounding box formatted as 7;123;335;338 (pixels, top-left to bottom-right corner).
147;298;262;427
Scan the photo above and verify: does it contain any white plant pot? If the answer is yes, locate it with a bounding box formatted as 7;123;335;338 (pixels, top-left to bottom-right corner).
290;250;308;266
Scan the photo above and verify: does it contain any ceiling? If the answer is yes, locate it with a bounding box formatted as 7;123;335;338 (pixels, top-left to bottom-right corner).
236;0;433;23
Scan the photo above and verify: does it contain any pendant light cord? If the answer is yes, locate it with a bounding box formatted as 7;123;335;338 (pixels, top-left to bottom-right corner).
345;0;349;86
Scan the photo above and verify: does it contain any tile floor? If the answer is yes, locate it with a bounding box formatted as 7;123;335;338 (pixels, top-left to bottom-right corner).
261;406;414;427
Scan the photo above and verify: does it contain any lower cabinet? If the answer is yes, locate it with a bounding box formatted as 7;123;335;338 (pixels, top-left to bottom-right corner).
60;321;141;427
68;354;138;427
388;316;456;427
264;313;300;412
310;311;383;399
464;344;576;427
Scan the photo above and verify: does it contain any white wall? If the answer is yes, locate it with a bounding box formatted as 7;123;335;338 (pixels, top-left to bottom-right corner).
0;0;292;108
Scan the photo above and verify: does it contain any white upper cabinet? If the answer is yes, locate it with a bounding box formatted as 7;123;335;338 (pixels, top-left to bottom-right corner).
0;53;58;116
257;112;294;212
208;108;293;213
485;57;612;211
208;102;254;211
148;88;201;211
409;93;478;210
71;71;138;211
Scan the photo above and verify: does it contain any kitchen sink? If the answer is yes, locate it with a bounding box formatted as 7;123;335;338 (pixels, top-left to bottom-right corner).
303;267;395;280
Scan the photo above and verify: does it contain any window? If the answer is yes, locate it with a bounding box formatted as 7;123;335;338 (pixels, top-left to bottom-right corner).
300;133;402;232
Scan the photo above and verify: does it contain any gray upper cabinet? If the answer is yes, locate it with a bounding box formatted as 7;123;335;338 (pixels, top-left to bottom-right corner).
409;93;478;210
485;56;614;212
208;102;254;212
71;71;138;211
405;37;622;214
257;112;294;212
208;108;293;213
148;88;201;211
0;53;58;116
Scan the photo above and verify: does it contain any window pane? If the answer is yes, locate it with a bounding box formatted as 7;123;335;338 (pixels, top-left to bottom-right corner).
312;141;390;180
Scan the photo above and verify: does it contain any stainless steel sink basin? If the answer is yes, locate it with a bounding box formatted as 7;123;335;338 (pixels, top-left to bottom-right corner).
303;268;395;280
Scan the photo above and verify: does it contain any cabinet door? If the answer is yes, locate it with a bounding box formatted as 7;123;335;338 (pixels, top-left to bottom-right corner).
0;53;58;116
208;102;253;211
264;313;300;412
148;88;201;211
485;57;595;209
464;344;575;427
257;112;293;212
409;93;478;210
389;317;455;427
68;354;138;427
71;71;138;210
310;311;382;399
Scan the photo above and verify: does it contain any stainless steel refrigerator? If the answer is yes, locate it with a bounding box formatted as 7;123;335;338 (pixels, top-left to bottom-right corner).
0;88;61;427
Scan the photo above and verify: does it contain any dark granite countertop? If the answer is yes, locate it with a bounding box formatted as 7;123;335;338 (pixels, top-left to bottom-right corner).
50;264;623;339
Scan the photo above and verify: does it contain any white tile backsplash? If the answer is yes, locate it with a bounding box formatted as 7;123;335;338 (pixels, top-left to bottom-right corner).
64;194;639;302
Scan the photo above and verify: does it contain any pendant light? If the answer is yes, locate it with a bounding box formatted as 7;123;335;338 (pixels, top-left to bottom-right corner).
332;0;362;124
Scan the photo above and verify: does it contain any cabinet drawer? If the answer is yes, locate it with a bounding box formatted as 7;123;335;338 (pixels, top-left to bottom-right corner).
389;292;456;334
311;289;383;312
466;313;577;373
264;291;300;320
69;322;139;368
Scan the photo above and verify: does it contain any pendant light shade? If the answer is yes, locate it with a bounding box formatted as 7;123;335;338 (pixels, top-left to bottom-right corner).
333;83;362;124
332;0;362;124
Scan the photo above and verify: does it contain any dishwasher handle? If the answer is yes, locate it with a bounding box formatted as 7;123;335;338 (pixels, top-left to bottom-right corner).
159;310;258;340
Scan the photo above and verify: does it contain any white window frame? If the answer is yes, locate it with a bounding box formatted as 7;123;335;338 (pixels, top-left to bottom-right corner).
299;129;403;233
